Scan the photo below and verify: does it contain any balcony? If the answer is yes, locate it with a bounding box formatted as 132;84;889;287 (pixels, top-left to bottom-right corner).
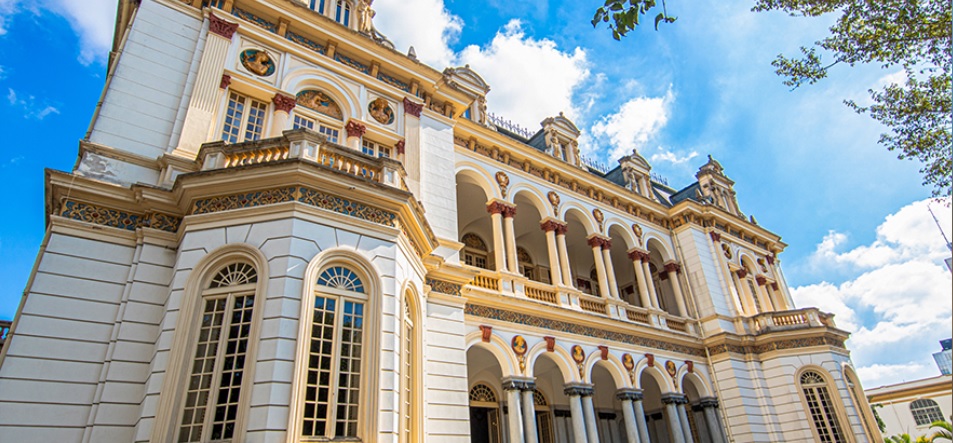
462;267;698;336
746;308;835;334
196;129;407;190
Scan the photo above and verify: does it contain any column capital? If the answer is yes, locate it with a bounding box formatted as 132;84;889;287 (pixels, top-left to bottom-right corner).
697;396;720;408
734;268;747;279
664;261;681;274
709;230;721;242
403;97;423;117
563;383;594;397
660;393;688;405
540;218;567;232
755;275;767;286
586;234;610;249
501;204;517;218
615;388;644;402
502;377;536;392
627;248;650;262
345;119;366;138
395;139;405;155
486;200;510;215
770;282;780;291
208;12;239;39
220;74;232;89
272;93;297;113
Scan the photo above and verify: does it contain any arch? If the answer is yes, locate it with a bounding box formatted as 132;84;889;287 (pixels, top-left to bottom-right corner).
634;359;676;393
560;204;596;235
464;332;520;378
399;283;423;443
153;243;270;443
282;67;360;121
509;185;552;218
606;221;637;250
526;343;579;384
678;369;714;398
738;252;759;271
455;164;500;201
587;355;630;389
795;365;853;443
644;235;674;262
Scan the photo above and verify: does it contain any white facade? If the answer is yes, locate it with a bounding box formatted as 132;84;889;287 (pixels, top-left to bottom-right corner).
867;375;953;439
0;1;880;442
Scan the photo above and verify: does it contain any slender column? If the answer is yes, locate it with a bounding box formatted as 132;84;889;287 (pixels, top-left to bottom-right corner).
601;241;620;299
344;119;366;150
699;398;726;443
755;275;775;312
632;392;651;443
503;205;519;274
588;236;611;298
733;269;757;314
269;93;296;137
555;224;573;286
677;400;694;443
662;394;686;443
617;389;643;443
520;383;539;443
664;261;687;317
564;385;589;443
402;98;423;195
769;282;788;310
487;202;507;272
581;390;601;443
628;250;651;308
503;379;525;443
642;259;660;309
541;220;563;286
173;13;239;156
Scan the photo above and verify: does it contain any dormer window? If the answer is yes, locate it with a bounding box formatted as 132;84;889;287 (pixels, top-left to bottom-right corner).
335;0;351;26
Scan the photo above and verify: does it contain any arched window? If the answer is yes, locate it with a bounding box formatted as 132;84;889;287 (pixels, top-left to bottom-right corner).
844;369;878;440
799;370;847;443
469;384;502;442
461;233;490;270
300;265;368;439
335;0;351;26
309;0;325;14
517;247;537;281
910;399;944;426
400;293;419;443
294;89;344;143
177;262;259;443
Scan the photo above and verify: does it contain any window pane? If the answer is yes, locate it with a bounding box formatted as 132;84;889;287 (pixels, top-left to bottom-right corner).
221;92;246;143
302;296;336;437
319;125;339;143
179;296;228;442
244;100;267;141
209;294;255;440
336;300;364;437
293;115;315;130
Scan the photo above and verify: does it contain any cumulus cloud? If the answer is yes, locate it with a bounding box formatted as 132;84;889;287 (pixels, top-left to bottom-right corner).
0;0;114;64
0;0;16;35
651;148;699;166
589;88;673;160
458;19;589;130
792;198;953;387
373;0;462;68
6;88;59;119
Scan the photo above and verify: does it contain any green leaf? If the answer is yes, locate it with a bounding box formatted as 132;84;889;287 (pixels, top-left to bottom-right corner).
655;12;664;30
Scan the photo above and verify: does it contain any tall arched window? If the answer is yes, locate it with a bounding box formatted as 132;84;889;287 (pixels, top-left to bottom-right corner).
400;293;419;443
910;399;944;426
300;265;368;440
469;383;502;443
177;262;259;443
335;0;351;26
799;370;847;443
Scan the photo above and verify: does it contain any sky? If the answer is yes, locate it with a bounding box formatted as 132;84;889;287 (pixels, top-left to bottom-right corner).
0;0;950;389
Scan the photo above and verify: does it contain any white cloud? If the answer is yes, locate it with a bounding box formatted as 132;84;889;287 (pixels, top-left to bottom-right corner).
858;362;935;388
458;19;590;130
792;198;953;387
0;0;114;65
650;149;699;165
589;88;673;160
6;87;59;120
373;0;462;68
878;70;907;87
0;0;17;35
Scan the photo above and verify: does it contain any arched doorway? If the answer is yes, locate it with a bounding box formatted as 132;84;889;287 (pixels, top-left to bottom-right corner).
592;363;626;442
532;354;569;442
513;191;552;284
640;370;671;442
457;172;497;270
467;346;504;443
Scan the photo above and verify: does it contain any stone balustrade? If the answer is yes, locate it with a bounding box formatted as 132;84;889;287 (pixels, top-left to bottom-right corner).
748;308;835;333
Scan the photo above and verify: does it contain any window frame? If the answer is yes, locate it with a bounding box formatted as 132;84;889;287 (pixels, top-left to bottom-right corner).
292;108;342;145
399;291;421;443
361;139;392;159
796;368;854;443
220;91;269;144
289;258;380;442
910;398;945;427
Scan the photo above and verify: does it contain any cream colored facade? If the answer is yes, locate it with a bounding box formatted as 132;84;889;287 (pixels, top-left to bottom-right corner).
0;1;880;442
866;375;953;439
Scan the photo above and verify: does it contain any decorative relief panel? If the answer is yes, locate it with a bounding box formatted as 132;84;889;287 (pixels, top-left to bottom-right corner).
58;201;181;233
296;90;343;120
426;278;462;296
239;48;276;77
367;97;395;125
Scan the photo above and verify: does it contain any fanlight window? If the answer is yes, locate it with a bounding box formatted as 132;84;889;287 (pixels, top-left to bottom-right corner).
533;389;548;406
799;370;846;443
209;262;258;288
461;233;490;270
469;384;498;404
910;399;944;426
317;266;365;293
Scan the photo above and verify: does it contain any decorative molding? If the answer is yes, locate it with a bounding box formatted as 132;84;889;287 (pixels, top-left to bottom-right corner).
563;384;594;397
734;269;747;279
622;353;635;371
664;262;681;274
395;140;405;155
427;278;462;296
547;191;560;214
479;325;492;343
465;304;707;357
544;336;556;352
665;360;677;377
598;345;609;360
685;360;694;373
501;205;517;218
592;208;604;231
403;97;423;118
495;171;510;198
220;74;232;89
645;353;655;367
755;275;767;286
709;231;721;242
208;13;239;39
486;201;506;215
272;93;297;113
539;220;566;233
345;120;367;138
616;388;643;402
191;186;397;227
706;335;846;356
59;200;181;233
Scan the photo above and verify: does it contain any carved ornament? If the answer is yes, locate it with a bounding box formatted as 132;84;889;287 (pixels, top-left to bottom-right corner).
403;97;423;118
345;120;366;138
495;171;510;198
208;13;239;39
272;93;296;113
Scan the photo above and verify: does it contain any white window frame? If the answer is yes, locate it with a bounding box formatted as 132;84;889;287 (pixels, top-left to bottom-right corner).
292;108;342;144
220;91;268;144
797;369;852;443
334;0;351;27
361;139;392;158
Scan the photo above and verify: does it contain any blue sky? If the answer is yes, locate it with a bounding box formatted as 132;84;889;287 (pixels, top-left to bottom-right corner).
0;0;950;388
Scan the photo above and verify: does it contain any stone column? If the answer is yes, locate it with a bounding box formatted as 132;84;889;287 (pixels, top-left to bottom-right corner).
677;399;694;443
632;390;651;443
402;98;423;195
344;119;365;150
733;269;757;314
173;13;238;156
662;394;686;443
555;224;573;286
628;250;651;308
269;93;296;137
503;205;519;274
755;275;775;312
616;389;643;443
664;261;688;317
503;379;525;443
541;219;563;286
769;281;788;310
588;236;611;298
642;259;660;309
580;387;601;443
487;201;507;272
601;240;620;299
563;385;589;443
698;397;726;443
519;381;539;443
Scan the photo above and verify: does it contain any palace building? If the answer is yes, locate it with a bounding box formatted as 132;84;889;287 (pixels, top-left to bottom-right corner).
0;1;881;442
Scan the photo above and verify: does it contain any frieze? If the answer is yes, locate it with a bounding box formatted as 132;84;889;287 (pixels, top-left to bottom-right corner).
286;31;326;55
426;278;462;297
231;7;276;33
59;200;181;233
191;186;397;227
465;303;707;357
707;335;846;357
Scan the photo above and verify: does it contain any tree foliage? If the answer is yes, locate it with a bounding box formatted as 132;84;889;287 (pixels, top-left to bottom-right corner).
592;0;952;197
932;420;953;442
